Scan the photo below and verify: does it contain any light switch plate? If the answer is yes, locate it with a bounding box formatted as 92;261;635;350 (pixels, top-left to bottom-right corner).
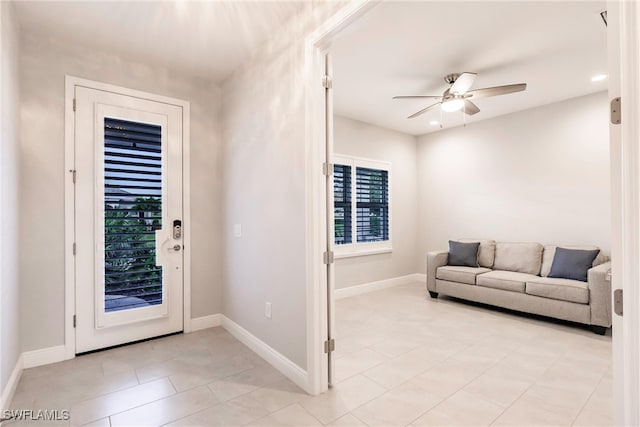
265;302;272;319
233;224;242;237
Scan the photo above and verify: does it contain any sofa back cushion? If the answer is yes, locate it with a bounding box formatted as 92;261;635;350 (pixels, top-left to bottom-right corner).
541;245;608;277
457;239;496;268
493;242;543;275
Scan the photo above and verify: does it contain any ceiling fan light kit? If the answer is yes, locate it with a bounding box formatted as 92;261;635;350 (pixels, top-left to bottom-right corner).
441;98;465;112
393;72;527;122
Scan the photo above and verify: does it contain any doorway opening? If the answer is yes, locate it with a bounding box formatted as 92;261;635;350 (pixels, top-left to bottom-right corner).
307;1;638;425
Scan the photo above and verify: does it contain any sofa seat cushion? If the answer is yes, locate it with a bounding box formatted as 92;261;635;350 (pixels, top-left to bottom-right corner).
436;266;491;285
525;277;589;304
476;270;539;293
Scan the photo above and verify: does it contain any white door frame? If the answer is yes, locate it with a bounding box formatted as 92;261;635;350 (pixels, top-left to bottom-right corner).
64;76;192;359
303;0;376;395
607;1;624;422
610;1;640;425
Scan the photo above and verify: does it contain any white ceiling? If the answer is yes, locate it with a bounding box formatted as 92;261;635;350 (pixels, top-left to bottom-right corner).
330;1;608;135
13;0;303;83
13;1;607;131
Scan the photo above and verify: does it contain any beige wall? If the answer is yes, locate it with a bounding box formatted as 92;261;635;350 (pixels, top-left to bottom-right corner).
221;1;346;370
416;91;611;271
19;33;223;352
0;0;21;398
333;115;419;289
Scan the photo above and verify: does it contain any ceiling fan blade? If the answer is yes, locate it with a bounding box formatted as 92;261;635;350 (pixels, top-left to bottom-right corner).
393;95;442;99
408;102;442;119
450;72;477;95
464;100;480;115
466;83;526;99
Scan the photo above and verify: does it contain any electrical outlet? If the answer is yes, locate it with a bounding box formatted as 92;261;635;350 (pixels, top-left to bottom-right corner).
265;302;272;319
233;224;242;237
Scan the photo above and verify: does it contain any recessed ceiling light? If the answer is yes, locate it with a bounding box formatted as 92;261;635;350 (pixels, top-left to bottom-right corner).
591;74;607;82
429;120;439;126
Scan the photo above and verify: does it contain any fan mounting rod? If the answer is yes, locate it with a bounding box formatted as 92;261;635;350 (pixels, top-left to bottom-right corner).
444;73;461;84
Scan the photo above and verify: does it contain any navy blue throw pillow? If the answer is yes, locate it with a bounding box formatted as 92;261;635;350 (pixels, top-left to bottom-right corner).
448;240;480;267
548;247;600;282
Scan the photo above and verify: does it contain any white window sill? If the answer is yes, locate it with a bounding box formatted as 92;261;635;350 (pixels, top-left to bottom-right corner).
335;248;393;259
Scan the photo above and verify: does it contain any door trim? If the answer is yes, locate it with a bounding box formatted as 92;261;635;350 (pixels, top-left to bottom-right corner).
64;76;192;359
303;0;377;394
612;1;640;424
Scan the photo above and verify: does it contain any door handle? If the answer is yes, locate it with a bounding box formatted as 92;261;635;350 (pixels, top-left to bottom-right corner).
168;244;182;252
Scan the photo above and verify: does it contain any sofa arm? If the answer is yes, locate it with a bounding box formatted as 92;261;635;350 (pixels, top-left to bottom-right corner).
427;250;448;293
588;261;612;327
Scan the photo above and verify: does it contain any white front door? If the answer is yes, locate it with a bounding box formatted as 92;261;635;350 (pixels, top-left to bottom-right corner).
74;85;184;353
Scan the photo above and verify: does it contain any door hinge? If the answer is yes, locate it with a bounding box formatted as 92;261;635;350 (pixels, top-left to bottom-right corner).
73;98;76;112
324;338;335;354
73;315;76;328
322;75;333;89
323;251;334;265
611;97;621;124
614;289;623;316
70;169;76;184
72;242;76;255
322;162;333;176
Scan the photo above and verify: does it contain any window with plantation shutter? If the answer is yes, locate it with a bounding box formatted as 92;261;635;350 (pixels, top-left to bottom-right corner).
333;156;391;256
333;164;352;245
356;167;389;242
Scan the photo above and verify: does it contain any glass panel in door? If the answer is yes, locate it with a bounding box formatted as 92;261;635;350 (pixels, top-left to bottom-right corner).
103;118;163;312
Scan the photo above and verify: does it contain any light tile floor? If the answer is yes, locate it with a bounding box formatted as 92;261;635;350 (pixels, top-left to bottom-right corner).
8;282;612;426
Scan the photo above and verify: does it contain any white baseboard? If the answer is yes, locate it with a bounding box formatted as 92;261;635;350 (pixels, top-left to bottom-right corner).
335;273;425;300
22;345;66;369
221;315;308;392
0;354;22;410
2;345;76;409
190;314;222;332
4;314;305;407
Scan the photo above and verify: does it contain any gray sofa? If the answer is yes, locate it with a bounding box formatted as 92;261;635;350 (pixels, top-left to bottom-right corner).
426;240;612;334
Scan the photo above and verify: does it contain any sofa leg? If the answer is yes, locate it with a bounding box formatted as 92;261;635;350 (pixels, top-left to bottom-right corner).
591;325;607;335
428;291;439;299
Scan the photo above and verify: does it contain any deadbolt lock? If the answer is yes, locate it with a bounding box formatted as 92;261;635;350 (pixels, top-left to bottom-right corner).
173;219;182;240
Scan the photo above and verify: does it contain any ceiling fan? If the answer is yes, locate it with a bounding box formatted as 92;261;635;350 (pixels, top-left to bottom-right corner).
393;72;526;119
